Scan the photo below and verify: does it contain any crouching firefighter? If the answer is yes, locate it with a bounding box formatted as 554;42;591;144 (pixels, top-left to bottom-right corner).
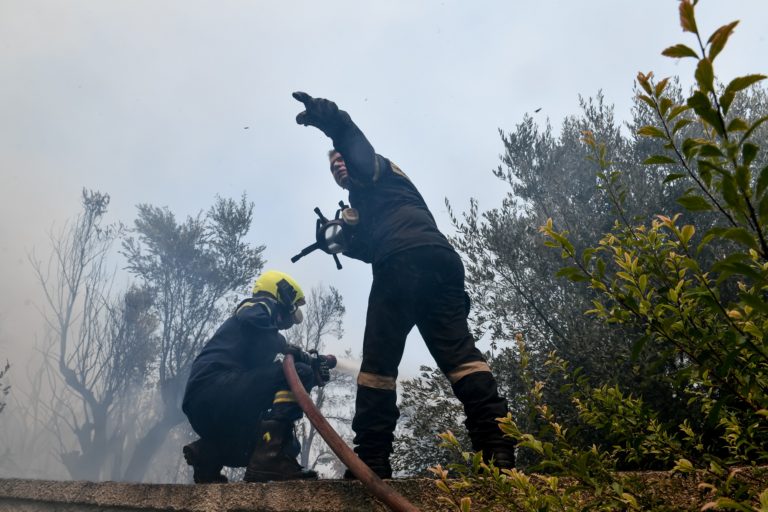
181;270;330;483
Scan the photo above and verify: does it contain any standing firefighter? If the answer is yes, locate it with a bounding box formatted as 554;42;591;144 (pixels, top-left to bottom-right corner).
181;270;325;483
293;92;516;478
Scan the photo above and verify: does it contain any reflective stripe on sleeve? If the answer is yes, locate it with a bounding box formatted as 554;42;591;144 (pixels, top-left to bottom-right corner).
236;300;271;316
357;371;397;391
446;361;492;384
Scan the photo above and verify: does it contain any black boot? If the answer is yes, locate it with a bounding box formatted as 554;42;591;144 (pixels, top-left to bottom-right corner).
343;453;392;480
183;439;228;484
243;420;318;482
481;446;516;470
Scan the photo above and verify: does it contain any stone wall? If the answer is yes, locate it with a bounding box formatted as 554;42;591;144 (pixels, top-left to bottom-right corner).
0;478;442;512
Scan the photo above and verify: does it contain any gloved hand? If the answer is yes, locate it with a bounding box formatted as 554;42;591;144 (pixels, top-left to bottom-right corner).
292;91;344;138
313;357;331;385
284;344;312;367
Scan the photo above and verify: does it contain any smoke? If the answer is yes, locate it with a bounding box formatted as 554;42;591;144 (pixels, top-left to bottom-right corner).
332;358;360;378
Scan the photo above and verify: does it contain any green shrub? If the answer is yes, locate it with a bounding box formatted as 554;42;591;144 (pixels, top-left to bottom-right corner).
433;1;768;510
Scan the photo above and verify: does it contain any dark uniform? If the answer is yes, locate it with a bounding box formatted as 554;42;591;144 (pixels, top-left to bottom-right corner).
293;92;515;475
182;293;316;482
183;297;287;448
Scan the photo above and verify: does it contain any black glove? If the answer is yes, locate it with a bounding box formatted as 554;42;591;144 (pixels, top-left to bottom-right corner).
284;344;312;367
313;357;331;385
292;91;344;138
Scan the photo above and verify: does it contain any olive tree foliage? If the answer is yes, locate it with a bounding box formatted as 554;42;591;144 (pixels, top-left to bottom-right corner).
283;285;353;478
392;365;468;476
120;194;265;482
444;85;767;431
395;85;767;477
28;190;156;481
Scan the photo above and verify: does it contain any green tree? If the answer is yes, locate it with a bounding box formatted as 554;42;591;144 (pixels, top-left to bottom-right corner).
392;365;469;476
121;194;265;482
435;1;768;510
541;0;768;468
446;78;768;459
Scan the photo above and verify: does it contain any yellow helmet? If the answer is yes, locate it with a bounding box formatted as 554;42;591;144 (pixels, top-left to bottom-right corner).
252;270;305;310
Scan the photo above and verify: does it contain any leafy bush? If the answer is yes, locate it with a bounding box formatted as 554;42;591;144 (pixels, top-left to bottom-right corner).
434;1;768;510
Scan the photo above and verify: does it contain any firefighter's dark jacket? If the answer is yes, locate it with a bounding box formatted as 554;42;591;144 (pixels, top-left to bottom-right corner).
182;297;287;414
328;110;453;265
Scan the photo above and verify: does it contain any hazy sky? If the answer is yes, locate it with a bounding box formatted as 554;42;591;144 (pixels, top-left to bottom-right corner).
1;1;766;380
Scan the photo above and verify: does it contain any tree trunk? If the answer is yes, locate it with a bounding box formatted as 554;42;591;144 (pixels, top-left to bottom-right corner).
121;412;182;482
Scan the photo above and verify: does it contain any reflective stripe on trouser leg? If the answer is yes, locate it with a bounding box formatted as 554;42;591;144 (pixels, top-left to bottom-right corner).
446;360;492;384
272;390;297;404
266;389;302;422
357;371;397;391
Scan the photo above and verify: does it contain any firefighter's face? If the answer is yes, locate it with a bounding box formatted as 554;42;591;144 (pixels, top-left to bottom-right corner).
329;151;349;189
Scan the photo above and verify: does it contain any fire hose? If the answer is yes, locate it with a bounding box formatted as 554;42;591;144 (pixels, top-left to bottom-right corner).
282;354;420;512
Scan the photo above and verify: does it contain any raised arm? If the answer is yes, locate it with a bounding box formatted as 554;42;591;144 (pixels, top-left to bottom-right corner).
293;91;380;185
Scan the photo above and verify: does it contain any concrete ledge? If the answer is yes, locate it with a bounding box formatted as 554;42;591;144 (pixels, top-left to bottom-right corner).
0;478;443;512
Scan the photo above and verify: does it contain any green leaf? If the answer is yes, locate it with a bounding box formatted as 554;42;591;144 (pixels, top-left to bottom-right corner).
695;58;715;93
709;497;756;512
758;194;768;223
663;173;687;184
698;158;728;178
721;175;740;207
698;144;724;158
742;115;768;143
638;274;648;293
725;74;767;94
720;90;736;115
712;254;759;281
556;266;589;282
742;143;758;167
740;291;768;314
720;227;758;250
638;126;667;139
727;118;748;132
677;194;712;211
644;155;676;165
735;165;751;197
659;96;673;117
707;21;739;61
596;258;606;277
637;73;653;95
680;225;695;244
687;92;725;137
682;138;702;160
668;104;691;121
637;94;655;110
678;0;698;34
756;164;768;196
673;118;693;134
655;77;670;97
723;76;767;115
662;44;699;59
